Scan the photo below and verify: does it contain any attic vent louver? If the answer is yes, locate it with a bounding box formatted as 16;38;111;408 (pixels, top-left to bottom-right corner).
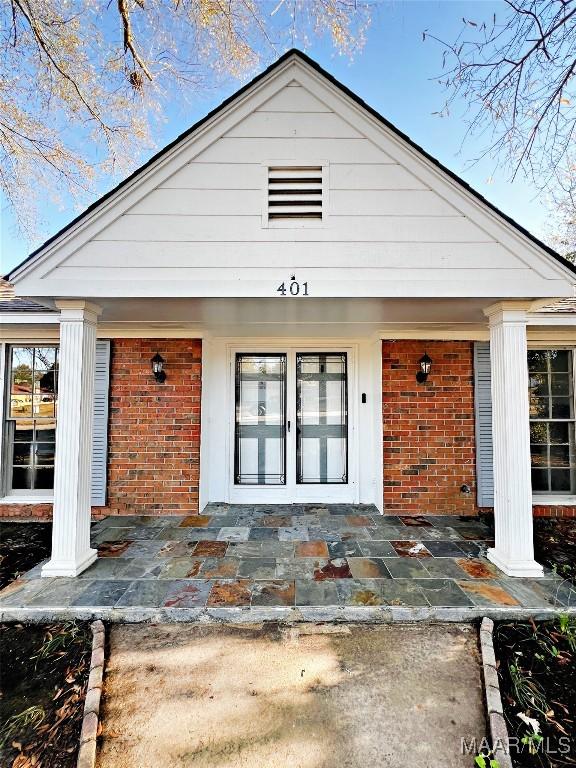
268;166;322;220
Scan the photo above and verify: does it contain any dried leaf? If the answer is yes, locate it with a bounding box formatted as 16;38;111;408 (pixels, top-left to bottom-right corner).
551;719;569;735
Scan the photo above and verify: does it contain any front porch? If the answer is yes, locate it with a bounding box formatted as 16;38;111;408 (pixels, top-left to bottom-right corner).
18;296;562;582
2;505;573;622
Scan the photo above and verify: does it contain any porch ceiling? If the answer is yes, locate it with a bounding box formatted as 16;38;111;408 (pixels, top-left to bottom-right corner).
76;297;495;337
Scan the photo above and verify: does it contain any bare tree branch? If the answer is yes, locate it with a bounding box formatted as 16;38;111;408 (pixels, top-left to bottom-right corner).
0;0;371;243
117;0;153;82
426;0;576;255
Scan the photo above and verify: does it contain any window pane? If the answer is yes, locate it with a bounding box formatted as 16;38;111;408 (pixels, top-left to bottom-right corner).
551;469;572;492
35;347;57;370
36;394;56;419
530;423;549;443
10;348;34;418
36;368;56;395
10;388;32;418
550;422;570;444
552;398;572;419
550;445;571;467
35;443;55;465
531;468;549;492
13;421;34;442
550;350;570;372
530;397;550;418
528;373;549;397
530;444;548;467
34;467;55;489
36;421;56;442
13;442;33;465
11;466;32;489
551;374;570;396
528;351;548;372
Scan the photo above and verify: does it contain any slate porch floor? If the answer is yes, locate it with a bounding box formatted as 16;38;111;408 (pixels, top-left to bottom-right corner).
2;504;574;622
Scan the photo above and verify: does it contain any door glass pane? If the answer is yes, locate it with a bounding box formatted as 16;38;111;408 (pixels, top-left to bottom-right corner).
234;354;286;485
296;353;348;484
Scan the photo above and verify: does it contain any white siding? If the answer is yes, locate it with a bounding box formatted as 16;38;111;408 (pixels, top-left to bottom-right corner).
93;214;489;243
66;241;520;270
21;74;573;299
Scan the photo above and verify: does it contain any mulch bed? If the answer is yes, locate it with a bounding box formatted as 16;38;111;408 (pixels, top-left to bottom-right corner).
534;519;576;583
0;622;92;768
0;523;52;590
494;617;576;768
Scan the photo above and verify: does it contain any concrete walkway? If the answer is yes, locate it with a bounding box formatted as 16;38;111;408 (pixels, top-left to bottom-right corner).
97;623;486;768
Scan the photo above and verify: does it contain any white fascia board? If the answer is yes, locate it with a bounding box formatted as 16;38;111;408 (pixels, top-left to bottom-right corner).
13;276;574;299
0;313;58;324
526;314;576;326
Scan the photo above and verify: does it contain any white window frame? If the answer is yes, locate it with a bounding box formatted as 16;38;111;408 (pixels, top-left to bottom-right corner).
528;345;576;502
0;342;57;501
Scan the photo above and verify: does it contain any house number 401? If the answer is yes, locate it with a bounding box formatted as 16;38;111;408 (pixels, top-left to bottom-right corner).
276;278;309;296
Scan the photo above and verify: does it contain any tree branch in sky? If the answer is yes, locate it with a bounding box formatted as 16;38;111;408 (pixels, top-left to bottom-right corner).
425;0;576;255
0;0;370;240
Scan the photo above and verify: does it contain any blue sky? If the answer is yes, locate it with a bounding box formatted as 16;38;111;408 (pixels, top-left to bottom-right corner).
1;1;552;275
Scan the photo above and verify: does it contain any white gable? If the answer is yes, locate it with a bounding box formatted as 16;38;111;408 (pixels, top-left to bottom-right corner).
11;54;575;300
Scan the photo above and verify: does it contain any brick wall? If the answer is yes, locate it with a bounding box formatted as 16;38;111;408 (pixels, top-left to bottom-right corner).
382;340;477;515
0;503;53;520
531;506;575;518
0;337;202;520
102;338;202;516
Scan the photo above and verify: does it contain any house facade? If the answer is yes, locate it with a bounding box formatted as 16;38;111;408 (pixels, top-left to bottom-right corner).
1;51;576;580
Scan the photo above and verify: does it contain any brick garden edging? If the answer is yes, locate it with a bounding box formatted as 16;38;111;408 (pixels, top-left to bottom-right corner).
76;620;105;768
479;617;513;768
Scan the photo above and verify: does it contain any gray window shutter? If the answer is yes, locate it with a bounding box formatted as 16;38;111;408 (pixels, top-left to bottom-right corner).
474;341;494;507
91;339;111;506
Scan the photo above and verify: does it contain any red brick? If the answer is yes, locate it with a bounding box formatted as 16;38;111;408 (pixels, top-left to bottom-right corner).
382;340;476;515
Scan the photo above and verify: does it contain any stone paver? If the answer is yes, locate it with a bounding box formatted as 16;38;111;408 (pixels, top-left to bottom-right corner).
1;505;574;620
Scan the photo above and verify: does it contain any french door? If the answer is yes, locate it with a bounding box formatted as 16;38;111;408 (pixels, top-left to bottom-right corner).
230;348;355;503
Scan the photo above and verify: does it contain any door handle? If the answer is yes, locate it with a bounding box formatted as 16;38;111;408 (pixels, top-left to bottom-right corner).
287;420;291;432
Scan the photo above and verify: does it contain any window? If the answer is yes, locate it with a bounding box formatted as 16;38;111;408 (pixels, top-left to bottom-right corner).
528;349;575;494
267;166;323;221
3;346;58;493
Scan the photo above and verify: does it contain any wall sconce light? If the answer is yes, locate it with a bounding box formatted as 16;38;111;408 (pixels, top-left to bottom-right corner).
416;353;432;383
151;352;166;383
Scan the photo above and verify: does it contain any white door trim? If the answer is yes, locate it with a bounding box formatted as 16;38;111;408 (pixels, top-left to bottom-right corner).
200;335;382;512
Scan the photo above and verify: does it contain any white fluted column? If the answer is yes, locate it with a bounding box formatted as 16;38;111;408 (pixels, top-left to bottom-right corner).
485;303;543;577
42;301;101;577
